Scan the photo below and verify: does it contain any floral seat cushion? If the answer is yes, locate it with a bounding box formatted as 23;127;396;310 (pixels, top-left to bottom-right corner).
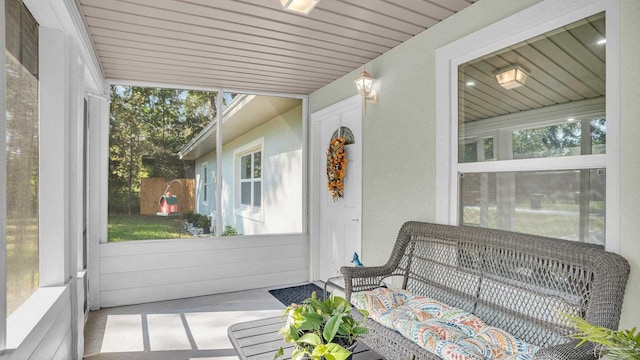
351;288;540;360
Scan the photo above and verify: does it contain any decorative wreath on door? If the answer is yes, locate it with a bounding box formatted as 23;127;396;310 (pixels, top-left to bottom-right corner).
327;137;348;202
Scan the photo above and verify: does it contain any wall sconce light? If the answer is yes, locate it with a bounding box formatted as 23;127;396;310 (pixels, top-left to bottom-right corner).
354;66;378;113
493;64;529;89
280;0;319;15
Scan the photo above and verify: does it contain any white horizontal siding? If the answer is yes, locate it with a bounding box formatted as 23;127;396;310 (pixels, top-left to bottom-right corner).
5;275;85;360
51;332;72;360
99;234;310;308
100;255;307;291
30;305;71;359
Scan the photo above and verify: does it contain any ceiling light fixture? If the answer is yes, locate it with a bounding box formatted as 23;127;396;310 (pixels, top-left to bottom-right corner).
493;64;529;90
354;66;379;113
280;0;319;15
466;81;476;86
597;38;606;45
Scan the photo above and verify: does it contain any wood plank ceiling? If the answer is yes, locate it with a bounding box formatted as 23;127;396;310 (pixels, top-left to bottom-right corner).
75;0;477;94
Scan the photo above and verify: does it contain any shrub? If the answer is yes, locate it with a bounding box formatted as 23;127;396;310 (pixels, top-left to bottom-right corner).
195;214;211;229
221;225;241;236
184;211;196;224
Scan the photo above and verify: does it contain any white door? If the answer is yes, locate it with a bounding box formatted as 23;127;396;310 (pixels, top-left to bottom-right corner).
311;96;362;281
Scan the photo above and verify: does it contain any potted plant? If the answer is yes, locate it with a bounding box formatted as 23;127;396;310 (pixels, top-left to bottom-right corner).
275;292;368;360
565;314;640;360
195;214;211;234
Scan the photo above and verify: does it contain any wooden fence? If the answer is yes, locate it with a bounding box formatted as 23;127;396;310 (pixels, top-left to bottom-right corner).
140;178;195;215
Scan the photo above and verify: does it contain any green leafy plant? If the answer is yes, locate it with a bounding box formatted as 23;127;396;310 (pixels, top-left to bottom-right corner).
565;314;640;360
195;214;211;230
221;225;241;236
275;292;368;360
184;211;196;224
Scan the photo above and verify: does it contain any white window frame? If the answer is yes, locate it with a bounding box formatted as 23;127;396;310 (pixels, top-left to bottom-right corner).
435;0;620;253
239;151;261;206
459;100;607;173
233;138;264;222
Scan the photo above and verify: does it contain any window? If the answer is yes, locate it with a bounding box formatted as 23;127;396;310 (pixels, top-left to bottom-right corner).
203;164;208;202
459;137;494;163
460;169;605;242
512;119;606;160
456;14;606;246
4;0;39;315
239;150;262;208
436;6;616;249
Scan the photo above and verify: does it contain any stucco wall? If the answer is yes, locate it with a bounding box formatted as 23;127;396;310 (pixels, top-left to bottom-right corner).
195;104;303;235
310;0;540;271
310;0;640;329
618;0;640;330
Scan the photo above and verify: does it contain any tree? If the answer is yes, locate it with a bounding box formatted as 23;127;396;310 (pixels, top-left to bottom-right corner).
108;86;220;214
109;86;149;214
143;89;217;178
513;122;582;159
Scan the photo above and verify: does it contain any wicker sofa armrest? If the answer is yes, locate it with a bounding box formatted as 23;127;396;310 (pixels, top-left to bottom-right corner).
340;222;421;300
340;265;395;300
533;340;597;360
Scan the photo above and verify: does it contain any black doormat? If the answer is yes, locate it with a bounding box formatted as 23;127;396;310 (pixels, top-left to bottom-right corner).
268;283;326;306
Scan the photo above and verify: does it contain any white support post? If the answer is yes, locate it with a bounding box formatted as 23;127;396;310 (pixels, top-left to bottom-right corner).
67;49;84;360
301;97;309;235
87;94;109;311
215;91;223;237
39;27;70;287
99;99;110;247
495;129;515;231
66;47;81;280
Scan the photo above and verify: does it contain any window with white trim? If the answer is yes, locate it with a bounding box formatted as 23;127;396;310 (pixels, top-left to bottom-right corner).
239;150;262;208
455;12;607;246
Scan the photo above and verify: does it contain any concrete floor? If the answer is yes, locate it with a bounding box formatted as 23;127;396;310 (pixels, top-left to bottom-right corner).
83;287;287;360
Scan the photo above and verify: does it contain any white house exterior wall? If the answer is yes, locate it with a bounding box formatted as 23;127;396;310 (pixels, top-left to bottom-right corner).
195;104;303;235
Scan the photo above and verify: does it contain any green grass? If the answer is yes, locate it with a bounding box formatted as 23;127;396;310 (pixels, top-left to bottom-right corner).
108;213;187;241
462;201;605;241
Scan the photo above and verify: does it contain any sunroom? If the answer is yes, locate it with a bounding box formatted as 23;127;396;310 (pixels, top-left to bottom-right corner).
1;0;639;359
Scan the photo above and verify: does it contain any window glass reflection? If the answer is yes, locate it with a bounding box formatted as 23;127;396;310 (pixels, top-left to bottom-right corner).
5;0;40;315
456;13;606;245
460;169;605;245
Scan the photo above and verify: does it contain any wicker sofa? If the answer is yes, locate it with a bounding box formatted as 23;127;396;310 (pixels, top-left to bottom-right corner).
341;221;630;360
